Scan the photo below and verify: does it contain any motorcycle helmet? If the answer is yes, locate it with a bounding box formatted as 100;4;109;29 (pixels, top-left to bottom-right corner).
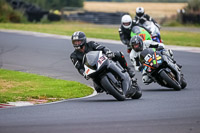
130;35;143;52
121;14;132;29
136;7;145;18
71;31;86;50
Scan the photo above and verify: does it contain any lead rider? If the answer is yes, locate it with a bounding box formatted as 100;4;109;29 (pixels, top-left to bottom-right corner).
70;31;135;92
134;7;160;30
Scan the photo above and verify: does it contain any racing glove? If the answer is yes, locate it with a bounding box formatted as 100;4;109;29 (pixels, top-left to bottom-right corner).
106;51;115;59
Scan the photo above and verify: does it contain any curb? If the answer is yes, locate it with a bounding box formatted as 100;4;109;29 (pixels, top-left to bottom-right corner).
0;87;97;109
0;104;15;108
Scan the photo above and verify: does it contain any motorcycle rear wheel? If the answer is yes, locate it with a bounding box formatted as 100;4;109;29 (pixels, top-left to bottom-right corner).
160;70;181;91
101;76;125;101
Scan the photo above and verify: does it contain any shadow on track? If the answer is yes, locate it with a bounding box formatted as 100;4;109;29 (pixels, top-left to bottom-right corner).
142;88;175;92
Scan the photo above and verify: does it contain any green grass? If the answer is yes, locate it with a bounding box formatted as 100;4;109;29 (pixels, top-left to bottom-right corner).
0;22;118;40
161;31;200;47
0;69;93;104
0;22;200;47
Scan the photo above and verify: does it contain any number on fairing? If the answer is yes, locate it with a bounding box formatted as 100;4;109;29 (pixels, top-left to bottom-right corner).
144;54;152;62
98;56;106;65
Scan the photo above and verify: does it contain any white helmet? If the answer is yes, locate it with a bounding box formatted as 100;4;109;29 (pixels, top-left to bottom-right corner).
121;14;132;29
136;7;145;18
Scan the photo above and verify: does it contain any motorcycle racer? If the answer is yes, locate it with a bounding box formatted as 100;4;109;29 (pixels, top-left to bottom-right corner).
70;31;135;91
129;35;174;85
134;7;160;30
119;14;151;53
118;14;136;53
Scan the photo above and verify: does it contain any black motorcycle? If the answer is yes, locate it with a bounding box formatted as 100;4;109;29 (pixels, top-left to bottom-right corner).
139;48;187;91
83;51;142;101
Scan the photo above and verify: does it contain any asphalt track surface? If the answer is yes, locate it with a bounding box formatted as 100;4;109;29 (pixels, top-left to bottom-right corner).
0;30;200;133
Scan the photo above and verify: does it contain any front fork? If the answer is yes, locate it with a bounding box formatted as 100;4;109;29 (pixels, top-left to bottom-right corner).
107;60;131;96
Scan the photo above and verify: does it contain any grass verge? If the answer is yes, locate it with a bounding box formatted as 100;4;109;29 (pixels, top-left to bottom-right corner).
0;22;200;47
0;69;93;104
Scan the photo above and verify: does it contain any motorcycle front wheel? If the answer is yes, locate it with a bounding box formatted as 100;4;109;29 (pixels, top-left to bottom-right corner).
160;70;182;91
100;76;125;101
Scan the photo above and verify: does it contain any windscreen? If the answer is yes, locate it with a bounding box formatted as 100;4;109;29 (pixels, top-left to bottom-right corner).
85;51;100;68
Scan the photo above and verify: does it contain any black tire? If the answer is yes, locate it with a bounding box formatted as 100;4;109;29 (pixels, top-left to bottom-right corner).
100;76;125;101
181;76;187;89
160;70;181;91
131;83;142;99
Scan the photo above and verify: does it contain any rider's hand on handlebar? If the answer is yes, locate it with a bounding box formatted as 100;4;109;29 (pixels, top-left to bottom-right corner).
106;51;115;59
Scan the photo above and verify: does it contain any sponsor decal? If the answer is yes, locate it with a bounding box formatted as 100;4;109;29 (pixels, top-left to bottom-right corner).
153;60;156;64
86;69;90;74
157;60;162;64
156;56;161;60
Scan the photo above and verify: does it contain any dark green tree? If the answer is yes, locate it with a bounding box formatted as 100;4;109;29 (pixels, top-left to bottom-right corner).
186;0;200;12
0;0;26;22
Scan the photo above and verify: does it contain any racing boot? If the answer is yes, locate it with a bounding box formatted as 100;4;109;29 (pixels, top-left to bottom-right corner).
125;87;136;98
142;73;153;85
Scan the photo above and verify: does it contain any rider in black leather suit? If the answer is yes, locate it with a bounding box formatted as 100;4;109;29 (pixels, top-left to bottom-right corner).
70;31;135;92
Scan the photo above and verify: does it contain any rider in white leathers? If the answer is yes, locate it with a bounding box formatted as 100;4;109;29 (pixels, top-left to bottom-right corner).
129;35;173;85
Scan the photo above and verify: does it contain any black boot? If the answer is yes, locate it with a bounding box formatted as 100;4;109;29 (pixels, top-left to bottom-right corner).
125;87;136;98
